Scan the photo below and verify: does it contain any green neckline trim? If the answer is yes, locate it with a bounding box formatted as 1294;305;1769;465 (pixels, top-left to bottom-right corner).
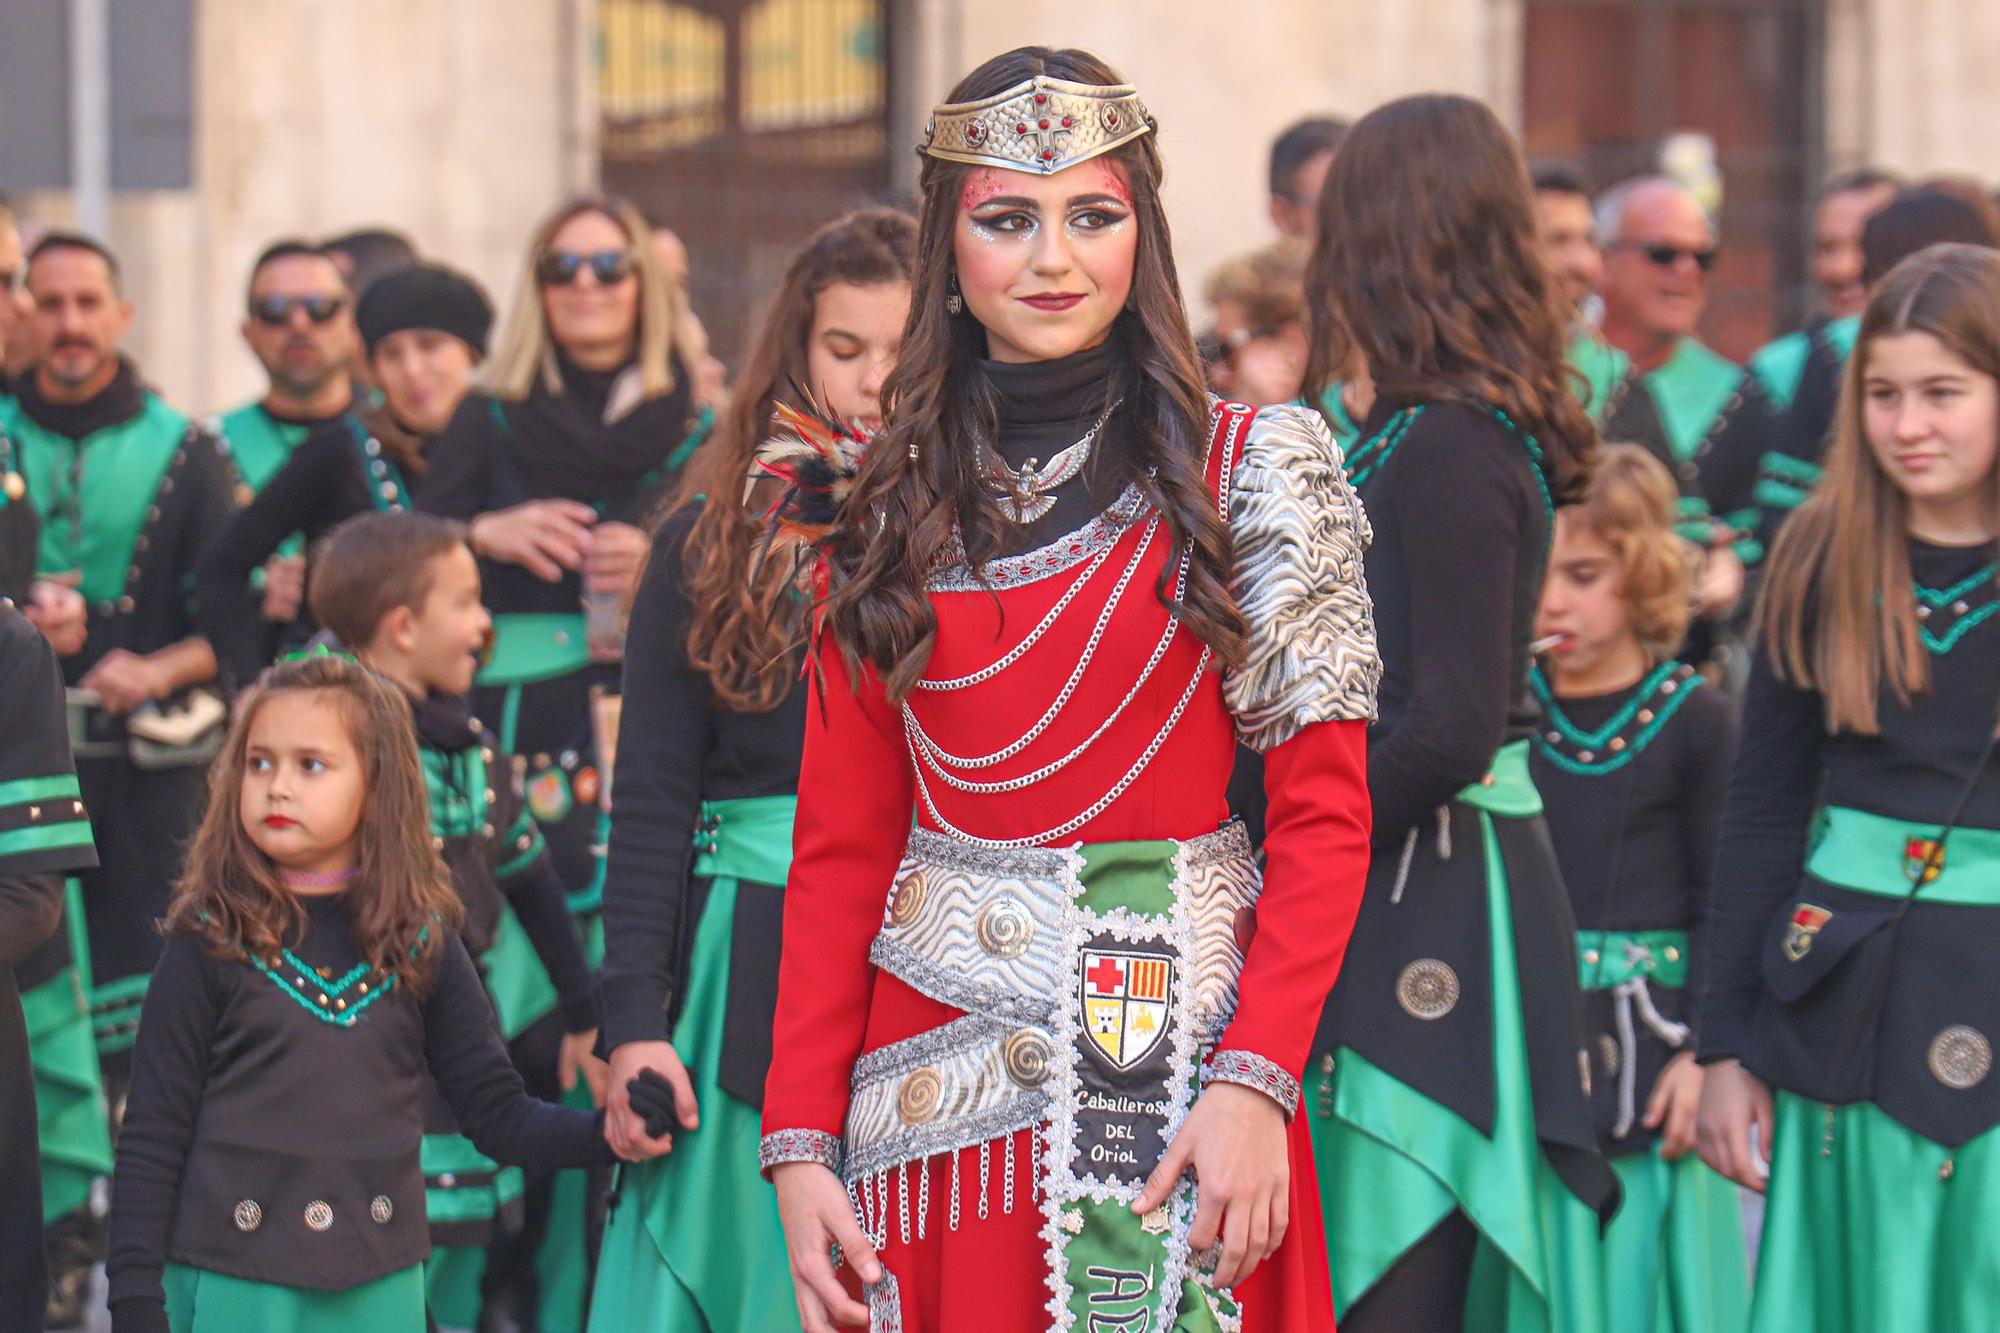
247;948;395;1027
1915;564;1998;655
1530;662;1701;776
1915;565;1996;609
1346;404;1555;527
1921;603;1999;655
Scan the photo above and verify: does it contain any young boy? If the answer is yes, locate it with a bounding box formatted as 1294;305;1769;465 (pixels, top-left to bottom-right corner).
308;510;603;1327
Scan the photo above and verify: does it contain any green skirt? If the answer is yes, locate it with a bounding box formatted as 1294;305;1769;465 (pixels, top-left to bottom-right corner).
1308;767;1608;1331
164;1261;425;1333
588;799;800;1333
1541;1147;1749;1333
23;962;113;1221
1753;1093;2000;1332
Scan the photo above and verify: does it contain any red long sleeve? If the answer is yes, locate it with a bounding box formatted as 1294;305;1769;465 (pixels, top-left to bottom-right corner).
1217;718;1371;1081
760;647;915;1141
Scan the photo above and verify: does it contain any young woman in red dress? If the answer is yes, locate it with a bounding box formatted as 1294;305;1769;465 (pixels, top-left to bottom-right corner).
747;45;1378;1333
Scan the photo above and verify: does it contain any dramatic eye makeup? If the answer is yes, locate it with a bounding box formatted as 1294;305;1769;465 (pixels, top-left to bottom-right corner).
963;194;1132;238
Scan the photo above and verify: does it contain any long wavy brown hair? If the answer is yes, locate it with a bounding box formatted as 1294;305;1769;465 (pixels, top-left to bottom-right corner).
1306;94;1593;501
663;208;916;712
820;46;1247;699
164;655;463;996
1759;242;2000;733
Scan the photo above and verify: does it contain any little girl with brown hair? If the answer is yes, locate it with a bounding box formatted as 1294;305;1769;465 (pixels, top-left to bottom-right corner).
105;653;619;1333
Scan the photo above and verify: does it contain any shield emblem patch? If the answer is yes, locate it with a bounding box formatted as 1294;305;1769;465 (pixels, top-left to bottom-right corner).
1080;949;1173;1071
1783;904;1831;962
1905;837;1945;885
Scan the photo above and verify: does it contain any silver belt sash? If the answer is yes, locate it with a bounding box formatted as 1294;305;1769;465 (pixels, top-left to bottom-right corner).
845;821;1259;1186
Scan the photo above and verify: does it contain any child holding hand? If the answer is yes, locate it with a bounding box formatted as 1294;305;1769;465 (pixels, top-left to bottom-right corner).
106;653;641;1333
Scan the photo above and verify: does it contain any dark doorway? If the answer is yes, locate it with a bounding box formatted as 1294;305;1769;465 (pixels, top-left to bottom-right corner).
1521;0;1824;359
599;0;898;366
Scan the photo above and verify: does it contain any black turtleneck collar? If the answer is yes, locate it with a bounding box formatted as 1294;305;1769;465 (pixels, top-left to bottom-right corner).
14;357;148;440
553;350;627;422
983;341;1120;429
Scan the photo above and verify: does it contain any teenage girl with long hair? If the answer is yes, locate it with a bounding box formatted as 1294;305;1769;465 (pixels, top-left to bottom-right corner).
1301;94;1616;1332
754;45;1378;1333
1697;243;2000;1332
590;206;915;1333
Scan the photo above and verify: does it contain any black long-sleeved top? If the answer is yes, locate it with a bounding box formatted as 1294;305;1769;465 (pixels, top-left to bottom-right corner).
1355;400;1554;840
598;508;805;1076
197;415;423;692
1700;540;2000;1062
108;892;605;1328
1531;664;1735;1007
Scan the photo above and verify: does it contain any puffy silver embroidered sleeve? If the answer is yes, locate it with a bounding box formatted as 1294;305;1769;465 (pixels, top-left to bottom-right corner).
759;1128;844;1175
1203;1049;1302;1118
1222;402;1381;751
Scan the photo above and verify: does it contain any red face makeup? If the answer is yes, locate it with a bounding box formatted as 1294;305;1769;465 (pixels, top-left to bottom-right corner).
960;168;1010;214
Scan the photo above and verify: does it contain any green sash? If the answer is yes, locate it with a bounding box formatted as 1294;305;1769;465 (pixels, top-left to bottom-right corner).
1577;929;1691;990
1807;805;2000;907
2;392;188;602
693;794;795;885
1041;837;1243;1330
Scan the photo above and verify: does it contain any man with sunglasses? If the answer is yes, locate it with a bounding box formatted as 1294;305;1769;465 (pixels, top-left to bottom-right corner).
0;230;234;1325
1595;176;1772;663
211;240;361;664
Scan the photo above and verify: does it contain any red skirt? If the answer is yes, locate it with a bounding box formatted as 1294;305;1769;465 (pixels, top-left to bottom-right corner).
842;1119;1335;1330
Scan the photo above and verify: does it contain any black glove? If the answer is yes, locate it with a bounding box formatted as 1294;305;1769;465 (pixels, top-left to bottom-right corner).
627;1066;683;1139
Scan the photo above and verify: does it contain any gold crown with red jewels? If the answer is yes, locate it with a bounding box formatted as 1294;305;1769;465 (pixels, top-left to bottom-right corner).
921;76;1152;175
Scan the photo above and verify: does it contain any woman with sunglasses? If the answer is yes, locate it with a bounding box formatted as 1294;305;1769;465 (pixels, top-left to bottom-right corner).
198;262;494;695
417;193;704;1330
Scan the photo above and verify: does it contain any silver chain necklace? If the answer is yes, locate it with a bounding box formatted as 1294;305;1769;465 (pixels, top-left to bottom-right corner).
982;396;1122;524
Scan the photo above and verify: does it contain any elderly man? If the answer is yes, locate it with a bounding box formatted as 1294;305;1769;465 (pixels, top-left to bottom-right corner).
1595;175;1770;647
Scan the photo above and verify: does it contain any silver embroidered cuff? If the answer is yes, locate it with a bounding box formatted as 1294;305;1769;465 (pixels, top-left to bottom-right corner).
1203;1050;1301;1119
758;1128;844;1175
